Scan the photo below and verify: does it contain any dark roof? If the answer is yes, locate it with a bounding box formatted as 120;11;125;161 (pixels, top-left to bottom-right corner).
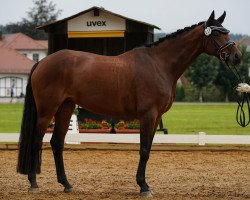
37;6;160;30
0;48;35;74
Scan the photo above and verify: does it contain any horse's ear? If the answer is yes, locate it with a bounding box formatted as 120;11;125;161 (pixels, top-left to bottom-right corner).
217;11;226;24
207;10;215;26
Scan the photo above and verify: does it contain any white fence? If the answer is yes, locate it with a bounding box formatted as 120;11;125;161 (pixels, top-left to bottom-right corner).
3;114;249;145
1;132;250;145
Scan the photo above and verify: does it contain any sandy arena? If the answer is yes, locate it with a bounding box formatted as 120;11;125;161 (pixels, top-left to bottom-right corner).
0;144;250;200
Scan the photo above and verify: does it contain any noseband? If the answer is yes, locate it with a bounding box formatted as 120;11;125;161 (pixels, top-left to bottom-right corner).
204;24;235;61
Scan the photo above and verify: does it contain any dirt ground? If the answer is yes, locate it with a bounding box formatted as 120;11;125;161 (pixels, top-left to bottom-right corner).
0;145;250;200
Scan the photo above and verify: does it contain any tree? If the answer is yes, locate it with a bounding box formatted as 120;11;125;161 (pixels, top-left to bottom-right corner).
186;54;218;102
229;33;245;42
5;22;31;36
0;25;6;34
26;0;62;27
214;45;250;101
4;0;62;39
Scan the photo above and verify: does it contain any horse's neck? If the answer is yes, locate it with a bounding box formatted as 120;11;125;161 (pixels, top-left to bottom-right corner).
150;26;204;81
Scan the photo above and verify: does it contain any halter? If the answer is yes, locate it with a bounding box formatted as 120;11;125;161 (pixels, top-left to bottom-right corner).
204;22;250;127
204;23;235;61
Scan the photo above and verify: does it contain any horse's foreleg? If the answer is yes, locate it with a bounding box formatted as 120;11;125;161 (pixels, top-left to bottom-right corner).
50;99;75;193
136;109;158;197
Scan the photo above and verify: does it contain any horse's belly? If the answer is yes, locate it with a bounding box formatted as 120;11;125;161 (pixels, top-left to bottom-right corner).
75;93;137;117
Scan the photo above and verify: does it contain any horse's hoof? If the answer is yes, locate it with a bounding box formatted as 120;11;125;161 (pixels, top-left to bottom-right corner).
28;187;39;193
149;188;154;195
140;191;153;198
64;187;73;193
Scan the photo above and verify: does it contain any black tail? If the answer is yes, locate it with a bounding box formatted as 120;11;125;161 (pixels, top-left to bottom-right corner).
17;62;40;174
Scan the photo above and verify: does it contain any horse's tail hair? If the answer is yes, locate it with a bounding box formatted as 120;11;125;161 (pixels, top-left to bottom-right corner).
17;62;40;174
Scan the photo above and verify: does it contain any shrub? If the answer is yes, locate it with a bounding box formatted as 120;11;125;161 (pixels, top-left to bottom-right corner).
183;85;199;102
175;85;185;101
124;121;140;129
202;85;224;102
115;120;125;128
81;120;102;129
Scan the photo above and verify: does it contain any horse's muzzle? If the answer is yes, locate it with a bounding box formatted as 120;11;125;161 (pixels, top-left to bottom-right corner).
230;51;242;66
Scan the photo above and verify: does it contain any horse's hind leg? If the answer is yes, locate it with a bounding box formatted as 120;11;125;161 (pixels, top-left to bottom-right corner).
50;99;75;193
28;113;54;192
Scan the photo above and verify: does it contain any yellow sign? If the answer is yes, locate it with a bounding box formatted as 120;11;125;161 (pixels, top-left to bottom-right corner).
68;31;124;38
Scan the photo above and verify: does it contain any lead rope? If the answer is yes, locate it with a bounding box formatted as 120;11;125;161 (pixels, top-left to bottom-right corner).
225;62;250;127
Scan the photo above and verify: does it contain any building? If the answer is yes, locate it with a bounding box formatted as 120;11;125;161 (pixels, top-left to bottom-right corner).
0;33;48;102
38;6;160;55
0;32;47;61
0;48;35;101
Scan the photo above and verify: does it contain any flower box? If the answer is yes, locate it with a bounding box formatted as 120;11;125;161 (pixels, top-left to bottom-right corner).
114;120;140;133
79;128;111;133
46;128;54;133
114;128;140;133
78;119;112;133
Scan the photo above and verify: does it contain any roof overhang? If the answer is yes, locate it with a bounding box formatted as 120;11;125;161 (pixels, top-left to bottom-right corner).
37;6;160;31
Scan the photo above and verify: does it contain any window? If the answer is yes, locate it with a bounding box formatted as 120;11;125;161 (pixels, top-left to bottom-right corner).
33;53;39;62
0;77;23;97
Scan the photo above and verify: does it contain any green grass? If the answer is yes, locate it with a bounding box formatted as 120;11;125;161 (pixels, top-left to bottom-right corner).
162;103;250;135
0;103;249;134
0;104;23;133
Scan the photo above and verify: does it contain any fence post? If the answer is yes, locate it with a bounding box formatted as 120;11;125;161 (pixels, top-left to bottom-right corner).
198;132;206;146
67;114;79;144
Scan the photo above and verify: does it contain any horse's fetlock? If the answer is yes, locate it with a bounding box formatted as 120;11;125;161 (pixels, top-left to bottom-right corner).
59;178;72;189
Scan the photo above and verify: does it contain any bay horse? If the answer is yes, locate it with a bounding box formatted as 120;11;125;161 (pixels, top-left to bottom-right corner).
17;11;241;197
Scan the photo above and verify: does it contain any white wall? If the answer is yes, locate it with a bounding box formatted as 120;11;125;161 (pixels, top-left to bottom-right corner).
18;50;47;62
68;10;125;32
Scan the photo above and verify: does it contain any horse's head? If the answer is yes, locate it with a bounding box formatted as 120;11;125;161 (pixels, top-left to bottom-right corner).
203;11;241;66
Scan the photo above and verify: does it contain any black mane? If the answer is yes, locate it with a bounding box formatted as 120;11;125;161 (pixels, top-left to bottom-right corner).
146;21;204;47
